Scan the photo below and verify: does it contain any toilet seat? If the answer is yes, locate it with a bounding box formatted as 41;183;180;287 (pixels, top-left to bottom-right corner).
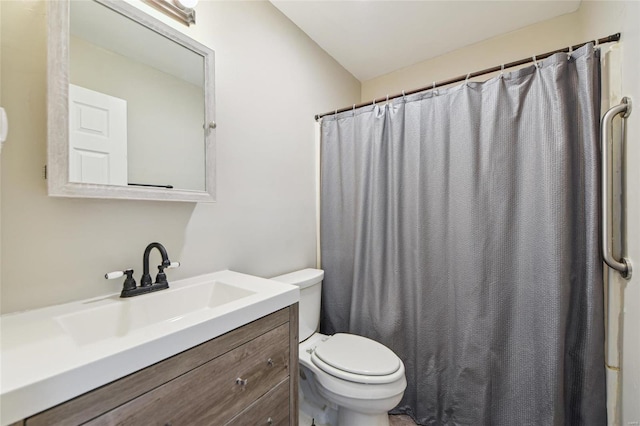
310;333;404;384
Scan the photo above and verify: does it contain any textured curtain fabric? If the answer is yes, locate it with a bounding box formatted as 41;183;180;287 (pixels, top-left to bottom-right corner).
319;44;605;425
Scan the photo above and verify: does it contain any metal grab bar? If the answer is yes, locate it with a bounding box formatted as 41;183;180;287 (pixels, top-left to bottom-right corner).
601;97;632;279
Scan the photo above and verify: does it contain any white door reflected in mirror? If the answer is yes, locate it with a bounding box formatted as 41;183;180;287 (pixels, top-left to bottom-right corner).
69;84;128;185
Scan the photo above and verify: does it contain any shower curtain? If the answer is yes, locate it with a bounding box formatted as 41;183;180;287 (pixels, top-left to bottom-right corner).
319;44;605;425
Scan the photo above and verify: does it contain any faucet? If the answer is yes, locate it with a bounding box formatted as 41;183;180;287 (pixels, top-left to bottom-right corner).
141;242;171;287
105;242;180;298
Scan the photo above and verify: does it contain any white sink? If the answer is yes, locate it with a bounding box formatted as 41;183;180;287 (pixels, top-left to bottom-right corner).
0;270;299;426
56;281;256;345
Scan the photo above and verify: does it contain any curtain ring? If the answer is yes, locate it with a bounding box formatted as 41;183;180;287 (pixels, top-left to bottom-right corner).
594;39;599;49
352;104;356;115
532;55;540;69
567;45;573;61
386;94;389;105
401;90;406;102
500;64;505;77
465;73;471;86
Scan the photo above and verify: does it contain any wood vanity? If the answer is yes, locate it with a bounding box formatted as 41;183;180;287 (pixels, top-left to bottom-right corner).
12;305;298;426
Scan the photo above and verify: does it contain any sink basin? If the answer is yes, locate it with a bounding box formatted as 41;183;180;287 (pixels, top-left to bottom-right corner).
56;281;256;345
1;270;299;426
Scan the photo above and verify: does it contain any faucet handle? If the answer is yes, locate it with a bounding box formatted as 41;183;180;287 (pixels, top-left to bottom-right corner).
105;271;124;280
105;269;135;279
105;270;132;280
105;269;137;293
155;262;179;285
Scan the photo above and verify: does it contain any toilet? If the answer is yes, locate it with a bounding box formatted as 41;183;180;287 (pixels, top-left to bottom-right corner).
272;269;407;426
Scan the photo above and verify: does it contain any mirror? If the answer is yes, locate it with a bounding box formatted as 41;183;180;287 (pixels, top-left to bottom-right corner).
48;0;216;202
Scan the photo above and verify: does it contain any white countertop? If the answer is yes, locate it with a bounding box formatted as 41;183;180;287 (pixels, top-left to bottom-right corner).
0;270;299;425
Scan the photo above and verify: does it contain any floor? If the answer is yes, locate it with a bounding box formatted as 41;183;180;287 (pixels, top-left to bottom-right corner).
390;414;419;425
299;411;417;425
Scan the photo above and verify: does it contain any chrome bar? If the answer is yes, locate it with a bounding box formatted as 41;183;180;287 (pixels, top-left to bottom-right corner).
601;97;632;279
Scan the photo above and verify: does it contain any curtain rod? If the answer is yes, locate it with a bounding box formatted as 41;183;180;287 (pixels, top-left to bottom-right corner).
315;33;621;121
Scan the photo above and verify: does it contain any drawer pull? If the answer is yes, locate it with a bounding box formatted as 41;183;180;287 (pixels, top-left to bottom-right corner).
267;358;274;367
267;417;273;425
235;377;248;386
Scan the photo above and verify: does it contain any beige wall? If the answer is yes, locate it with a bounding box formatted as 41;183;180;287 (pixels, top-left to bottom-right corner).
363;3;640;424
70;36;205;190
0;0;359;313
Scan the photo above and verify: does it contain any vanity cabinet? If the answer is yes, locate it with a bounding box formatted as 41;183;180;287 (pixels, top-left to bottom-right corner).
22;305;298;426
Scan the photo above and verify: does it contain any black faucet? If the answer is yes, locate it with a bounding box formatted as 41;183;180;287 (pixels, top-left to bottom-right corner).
105;242;179;298
141;242;171;287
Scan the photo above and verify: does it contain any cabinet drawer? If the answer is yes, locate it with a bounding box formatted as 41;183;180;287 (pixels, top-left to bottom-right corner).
226;378;290;426
86;322;290;426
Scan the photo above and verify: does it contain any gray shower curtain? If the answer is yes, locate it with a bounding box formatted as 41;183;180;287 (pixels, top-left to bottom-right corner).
320;44;605;425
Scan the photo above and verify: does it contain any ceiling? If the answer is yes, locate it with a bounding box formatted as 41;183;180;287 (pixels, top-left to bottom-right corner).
270;1;582;81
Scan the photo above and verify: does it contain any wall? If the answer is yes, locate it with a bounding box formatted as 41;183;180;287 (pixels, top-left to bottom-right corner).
362;3;640;425
620;3;640;419
70;36;205;190
0;0;360;313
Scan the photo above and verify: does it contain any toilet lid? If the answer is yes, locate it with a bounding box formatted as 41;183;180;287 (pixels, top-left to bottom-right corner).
312;333;401;377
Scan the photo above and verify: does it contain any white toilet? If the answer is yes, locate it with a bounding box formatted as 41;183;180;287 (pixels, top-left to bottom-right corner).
272;269;407;426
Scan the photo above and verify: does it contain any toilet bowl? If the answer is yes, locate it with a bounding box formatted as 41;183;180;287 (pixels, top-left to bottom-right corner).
272;269;407;426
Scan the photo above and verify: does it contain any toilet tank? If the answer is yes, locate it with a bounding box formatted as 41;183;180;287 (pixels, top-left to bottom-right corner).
271;268;324;342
